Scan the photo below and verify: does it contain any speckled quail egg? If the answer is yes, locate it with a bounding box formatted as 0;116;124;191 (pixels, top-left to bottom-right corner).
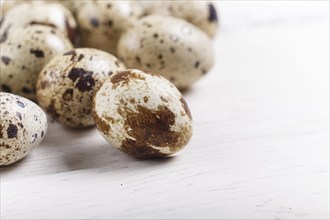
0;25;73;101
117;15;214;90
138;1;219;38
76;0;143;55
0;92;48;166
0;1;77;43
36;48;126;128
93;69;193;159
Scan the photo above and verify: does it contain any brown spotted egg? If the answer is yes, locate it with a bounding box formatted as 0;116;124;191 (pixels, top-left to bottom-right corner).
117;15;214;90
76;0;143;55
138;1;219;38
0;92;48;166
36;48;126;128
0;25;73;101
0;1;77;42
93;69;193;159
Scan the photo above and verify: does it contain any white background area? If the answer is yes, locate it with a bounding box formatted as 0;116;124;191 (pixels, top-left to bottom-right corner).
1;1;329;219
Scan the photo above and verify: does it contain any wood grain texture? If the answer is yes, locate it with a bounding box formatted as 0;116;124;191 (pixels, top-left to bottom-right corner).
1;2;329;219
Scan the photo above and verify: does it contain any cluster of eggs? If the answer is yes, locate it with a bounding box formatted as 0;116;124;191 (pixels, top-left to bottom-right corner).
0;0;218;165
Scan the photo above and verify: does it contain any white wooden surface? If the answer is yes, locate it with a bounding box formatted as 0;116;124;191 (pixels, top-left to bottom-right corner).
1;1;329;219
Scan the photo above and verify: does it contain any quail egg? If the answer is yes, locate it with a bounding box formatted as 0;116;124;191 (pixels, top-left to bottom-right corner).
0;92;48;166
117;15;214;90
0;1;77;42
138;1;219;38
36;48;126;128
93;69;193;159
0;25;73;101
76;0;143;55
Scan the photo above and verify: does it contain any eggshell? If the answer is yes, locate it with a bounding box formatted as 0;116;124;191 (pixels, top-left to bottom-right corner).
0;0;82;18
138;1;219;38
93;69;193;159
76;0;143;55
117;15;214;89
0;0;18;16
57;0;84;15
0;25;73;101
0;92;48;166
36;48;126;128
0;1;77;42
